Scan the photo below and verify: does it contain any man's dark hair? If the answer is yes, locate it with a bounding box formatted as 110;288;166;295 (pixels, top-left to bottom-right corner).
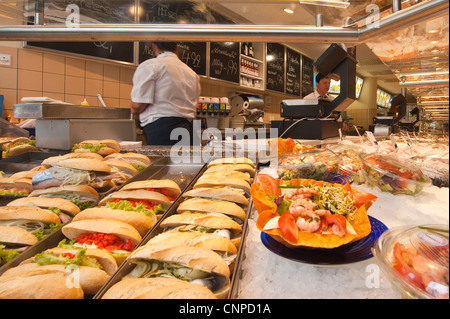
153;42;178;52
315;72;329;83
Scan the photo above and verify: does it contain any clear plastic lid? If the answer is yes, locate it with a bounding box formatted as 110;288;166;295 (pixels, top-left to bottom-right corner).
359;153;431;195
373;224;449;299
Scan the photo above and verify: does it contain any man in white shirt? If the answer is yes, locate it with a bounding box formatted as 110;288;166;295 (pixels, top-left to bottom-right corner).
304;73;348;131
304;72;332;100
130;42;201;145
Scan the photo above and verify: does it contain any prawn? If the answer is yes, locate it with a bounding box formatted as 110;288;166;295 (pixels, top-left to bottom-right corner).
296;214;321;233
282;187;319;200
289;198;316;217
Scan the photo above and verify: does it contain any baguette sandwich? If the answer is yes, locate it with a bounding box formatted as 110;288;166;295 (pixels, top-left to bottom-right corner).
104;152;151;171
0;225;37;266
28;184;99;210
1;246;118;295
0;269;84;299
160;212;243;247
102;277;217;299
72;206;157;237
0;177;33;197
183;187;249;206
0;206;62;241
120;179;181;201
99;189;171;219
61;218;142;264
194;176;251;194
177;197;246;223
71;139;120;156
203;163;256;177
42;152;104;167
1;137;38;158
7;196;81;221
207;157;255;168
124;243;231;298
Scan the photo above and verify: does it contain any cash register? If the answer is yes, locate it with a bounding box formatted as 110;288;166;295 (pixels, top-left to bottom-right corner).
271;43;356;139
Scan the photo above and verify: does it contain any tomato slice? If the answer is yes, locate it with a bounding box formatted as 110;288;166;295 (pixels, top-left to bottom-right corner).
257;174;281;197
324;214;347;233
353;192;377;208
278;212;298;243
392;243;424;289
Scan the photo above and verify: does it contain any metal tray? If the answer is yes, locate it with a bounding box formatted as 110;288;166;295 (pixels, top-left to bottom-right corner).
0;157;205;298
93;161;254;299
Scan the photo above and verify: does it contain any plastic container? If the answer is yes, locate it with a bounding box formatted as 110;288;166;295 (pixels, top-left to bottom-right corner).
359;153;431;195
373;224;449;299
277;149;340;181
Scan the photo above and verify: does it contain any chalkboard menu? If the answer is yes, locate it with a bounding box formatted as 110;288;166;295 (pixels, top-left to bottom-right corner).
285;47;301;96
138;41;207;76
209;42;239;84
266;43;285;93
27;0;135;63
302;55;314;97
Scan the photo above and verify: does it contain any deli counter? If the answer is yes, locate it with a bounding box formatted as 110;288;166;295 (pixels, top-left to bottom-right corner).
0;134;448;300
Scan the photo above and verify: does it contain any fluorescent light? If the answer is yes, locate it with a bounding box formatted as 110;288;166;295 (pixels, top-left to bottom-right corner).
299;0;350;9
400;70;449;77
284;8;294;14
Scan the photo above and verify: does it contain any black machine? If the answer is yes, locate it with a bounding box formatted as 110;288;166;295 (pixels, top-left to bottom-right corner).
372;94;419;134
271;43;357;139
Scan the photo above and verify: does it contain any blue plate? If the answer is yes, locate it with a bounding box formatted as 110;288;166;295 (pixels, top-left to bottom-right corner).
326;173;354;185
261;216;388;265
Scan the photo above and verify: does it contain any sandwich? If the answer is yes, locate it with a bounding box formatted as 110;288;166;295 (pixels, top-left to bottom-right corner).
0;268;84;299
104;152;151;171
31;158;113;190
28;184;99;210
98;189;171;219
160;212;243;247
72;206;157;237
146;231;237;268
203;163;256;177
183;187;249;206
177;197;246;224
71;139;121;156
202;170;251;184
193;176;251;194
0;206;62;241
61;218;142;264
208;157;255;168
104;160;138;184
0;225;37;266
102;277;217;299
7;196;81;221
0;177;33;197
1;246;118;295
1;137;38;158
42;152;104;167
120;179;181;201
124;243;231;298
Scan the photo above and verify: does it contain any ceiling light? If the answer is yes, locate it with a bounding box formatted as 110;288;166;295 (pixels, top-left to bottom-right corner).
400;70;449;77
428;29;439;34
284;8;294;14
299;0;350;9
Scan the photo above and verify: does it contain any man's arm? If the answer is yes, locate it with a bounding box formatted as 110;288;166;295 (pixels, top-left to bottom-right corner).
130;102;148;115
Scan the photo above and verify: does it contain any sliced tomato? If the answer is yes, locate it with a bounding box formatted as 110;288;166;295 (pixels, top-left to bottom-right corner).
324;214;347;233
353;192;377;208
392;243;424;289
258;174;281;197
278;212;298;243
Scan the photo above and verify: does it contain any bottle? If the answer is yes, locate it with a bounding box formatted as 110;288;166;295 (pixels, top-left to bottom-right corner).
81;98;89;106
248;43;254;58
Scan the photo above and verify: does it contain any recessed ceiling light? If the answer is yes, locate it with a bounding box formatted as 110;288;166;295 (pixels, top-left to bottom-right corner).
284;8;294;14
428;29;439;34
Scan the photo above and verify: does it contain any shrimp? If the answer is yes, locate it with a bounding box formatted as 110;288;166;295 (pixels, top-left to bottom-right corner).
282;187;319;200
296;214;321;233
289;198;316;217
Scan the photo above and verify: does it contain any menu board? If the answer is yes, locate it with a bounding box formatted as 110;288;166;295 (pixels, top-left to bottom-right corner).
285;47;301;96
27;0;135;63
266;43;285;93
138;42;207;76
301;55;314;97
209;42;240;83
